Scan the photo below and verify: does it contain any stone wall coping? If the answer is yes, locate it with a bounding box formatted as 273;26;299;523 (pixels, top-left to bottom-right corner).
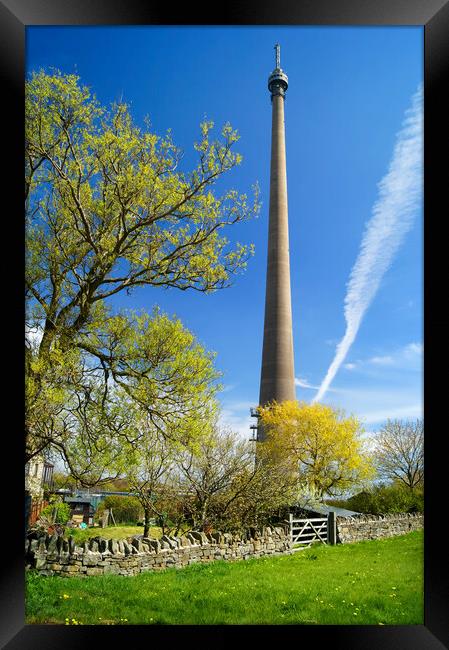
336;512;423;523
26;527;288;558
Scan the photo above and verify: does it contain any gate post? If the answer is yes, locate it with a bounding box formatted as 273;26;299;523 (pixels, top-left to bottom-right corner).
289;512;293;544
327;511;337;545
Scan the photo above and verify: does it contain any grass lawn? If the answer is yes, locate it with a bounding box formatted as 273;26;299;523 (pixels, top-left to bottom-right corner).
67;525;163;544
25;530;423;626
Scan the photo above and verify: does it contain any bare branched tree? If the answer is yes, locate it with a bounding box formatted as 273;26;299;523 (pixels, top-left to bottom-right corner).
373;419;424;490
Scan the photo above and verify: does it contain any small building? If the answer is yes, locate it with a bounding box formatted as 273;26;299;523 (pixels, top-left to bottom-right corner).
65;496;95;526
25;455;54;499
25;455;55;528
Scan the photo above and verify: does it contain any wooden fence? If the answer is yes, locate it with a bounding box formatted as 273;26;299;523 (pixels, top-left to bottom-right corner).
28;498;49;527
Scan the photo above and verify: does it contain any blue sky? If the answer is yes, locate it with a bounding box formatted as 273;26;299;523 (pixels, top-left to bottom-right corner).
27;26;423;439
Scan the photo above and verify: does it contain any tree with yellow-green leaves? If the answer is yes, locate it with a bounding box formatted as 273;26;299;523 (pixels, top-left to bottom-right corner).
257;400;375;500
25;70;260;482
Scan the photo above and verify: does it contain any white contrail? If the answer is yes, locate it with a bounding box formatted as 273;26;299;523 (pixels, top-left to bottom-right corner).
313;84;423;404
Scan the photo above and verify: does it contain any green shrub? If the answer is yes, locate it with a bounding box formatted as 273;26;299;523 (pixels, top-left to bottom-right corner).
334;483;424;515
40;500;71;524
95;495;143;524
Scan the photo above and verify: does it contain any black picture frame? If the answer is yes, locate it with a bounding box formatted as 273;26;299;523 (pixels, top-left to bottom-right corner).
2;1;448;647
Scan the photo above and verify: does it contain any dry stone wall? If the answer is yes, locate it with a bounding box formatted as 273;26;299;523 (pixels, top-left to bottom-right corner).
25;514;424;577
25;527;292;577
336;513;423;544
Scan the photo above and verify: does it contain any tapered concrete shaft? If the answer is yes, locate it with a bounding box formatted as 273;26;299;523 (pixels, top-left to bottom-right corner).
258;50;295;440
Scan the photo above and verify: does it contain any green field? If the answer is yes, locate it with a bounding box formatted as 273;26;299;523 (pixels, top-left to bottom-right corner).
26;530;423;626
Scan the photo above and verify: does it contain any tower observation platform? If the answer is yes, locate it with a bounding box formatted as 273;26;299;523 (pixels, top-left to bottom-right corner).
268;43;289;98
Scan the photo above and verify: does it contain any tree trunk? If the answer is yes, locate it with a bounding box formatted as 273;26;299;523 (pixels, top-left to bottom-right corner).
200;498;209;530
143;506;151;538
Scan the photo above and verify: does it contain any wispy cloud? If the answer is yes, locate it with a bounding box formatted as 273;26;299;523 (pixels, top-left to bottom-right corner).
218;400;255;440
323;384;423;429
218;384;238;394
313;84;423;403
405;342;423;356
370;355;394;366
343;342;423;372
295;377;338;393
359;403;423;425
295;377;320;389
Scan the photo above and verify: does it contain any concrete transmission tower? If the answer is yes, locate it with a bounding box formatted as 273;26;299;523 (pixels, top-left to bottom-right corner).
251;44;296;443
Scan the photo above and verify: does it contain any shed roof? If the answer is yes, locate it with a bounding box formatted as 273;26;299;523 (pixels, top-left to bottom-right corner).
65;496;94;505
295;503;360;518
